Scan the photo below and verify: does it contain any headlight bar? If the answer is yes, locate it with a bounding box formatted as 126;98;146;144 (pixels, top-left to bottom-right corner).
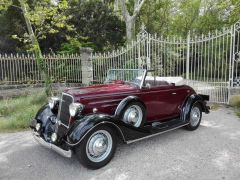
49;97;60;109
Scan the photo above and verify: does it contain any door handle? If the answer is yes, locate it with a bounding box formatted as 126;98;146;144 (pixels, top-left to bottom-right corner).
171;92;177;95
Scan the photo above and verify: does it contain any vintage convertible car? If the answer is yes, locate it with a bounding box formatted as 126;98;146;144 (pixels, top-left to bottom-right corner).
30;69;210;169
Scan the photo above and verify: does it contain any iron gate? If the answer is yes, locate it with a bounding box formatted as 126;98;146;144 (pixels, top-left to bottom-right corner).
92;22;240;104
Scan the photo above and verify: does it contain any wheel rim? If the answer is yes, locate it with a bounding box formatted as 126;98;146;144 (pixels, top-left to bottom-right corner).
123;105;143;127
86;130;112;163
190;106;201;126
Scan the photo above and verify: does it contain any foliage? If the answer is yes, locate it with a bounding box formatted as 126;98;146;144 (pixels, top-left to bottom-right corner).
229;95;240;107
229;95;240;118
58;37;96;54
58;38;83;54
13;0;74;51
69;0;125;51
136;0;240;37
1;0;240;53
0;92;47;132
137;0;172;36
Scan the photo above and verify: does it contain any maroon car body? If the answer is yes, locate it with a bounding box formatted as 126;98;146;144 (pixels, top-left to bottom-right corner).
65;82;195;122
30;69;209;169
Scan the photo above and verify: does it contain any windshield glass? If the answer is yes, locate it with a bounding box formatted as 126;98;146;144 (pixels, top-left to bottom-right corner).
106;69;146;86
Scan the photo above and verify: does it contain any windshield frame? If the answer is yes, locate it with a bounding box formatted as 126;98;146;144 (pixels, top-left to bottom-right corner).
105;69;147;89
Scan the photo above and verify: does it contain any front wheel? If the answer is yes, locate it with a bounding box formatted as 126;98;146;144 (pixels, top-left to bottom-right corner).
185;103;202;131
75;126;117;169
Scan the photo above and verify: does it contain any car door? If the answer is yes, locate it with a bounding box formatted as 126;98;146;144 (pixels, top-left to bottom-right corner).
163;85;191;120
139;84;175;122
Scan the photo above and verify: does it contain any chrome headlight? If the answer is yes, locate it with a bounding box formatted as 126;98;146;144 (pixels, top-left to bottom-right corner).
49;97;60;109
69;103;84;117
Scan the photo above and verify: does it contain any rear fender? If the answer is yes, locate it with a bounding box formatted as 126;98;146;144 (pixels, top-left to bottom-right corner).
181;94;209;122
114;96;146;119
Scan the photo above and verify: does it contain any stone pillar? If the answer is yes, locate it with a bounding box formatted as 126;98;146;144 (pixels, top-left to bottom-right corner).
80;47;93;86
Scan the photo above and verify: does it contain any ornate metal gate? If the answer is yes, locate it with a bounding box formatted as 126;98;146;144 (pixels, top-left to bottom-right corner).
92;22;240;104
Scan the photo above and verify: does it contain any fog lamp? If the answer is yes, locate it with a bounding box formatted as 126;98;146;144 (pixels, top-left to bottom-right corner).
35;123;41;131
51;133;58;142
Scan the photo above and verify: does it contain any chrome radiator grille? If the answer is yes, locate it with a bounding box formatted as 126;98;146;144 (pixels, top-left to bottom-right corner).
58;93;73;126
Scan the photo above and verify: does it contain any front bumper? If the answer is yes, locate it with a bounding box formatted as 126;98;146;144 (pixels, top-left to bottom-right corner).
32;131;72;158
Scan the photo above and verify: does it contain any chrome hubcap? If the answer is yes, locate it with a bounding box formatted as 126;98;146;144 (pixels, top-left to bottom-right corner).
86;130;112;162
190;106;201;126
123;105;143;127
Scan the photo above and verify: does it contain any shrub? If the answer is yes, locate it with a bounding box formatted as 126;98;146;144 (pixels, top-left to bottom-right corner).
0;92;47;132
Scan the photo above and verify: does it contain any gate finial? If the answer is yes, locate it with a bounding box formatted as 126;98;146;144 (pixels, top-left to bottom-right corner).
140;23;146;32
139;23;147;38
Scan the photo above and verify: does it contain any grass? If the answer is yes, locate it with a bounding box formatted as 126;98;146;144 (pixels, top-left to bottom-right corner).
229;95;240;118
0;92;47;132
209;103;222;110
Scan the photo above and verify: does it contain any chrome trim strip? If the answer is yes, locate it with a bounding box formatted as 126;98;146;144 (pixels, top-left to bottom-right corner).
65;121;126;146
126;123;189;144
32;132;72;158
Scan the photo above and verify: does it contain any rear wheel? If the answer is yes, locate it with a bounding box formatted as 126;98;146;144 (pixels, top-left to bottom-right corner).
75;126;117;169
185;103;202;131
121;102;145;127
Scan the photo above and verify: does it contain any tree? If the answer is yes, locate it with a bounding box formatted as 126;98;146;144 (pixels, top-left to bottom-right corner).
0;0;73;95
120;0;146;41
136;0;172;35
68;0;125;51
0;3;26;53
170;0;201;37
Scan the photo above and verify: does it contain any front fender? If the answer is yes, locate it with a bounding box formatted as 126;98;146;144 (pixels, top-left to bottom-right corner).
66;114;125;146
181;94;210;122
30;104;56;129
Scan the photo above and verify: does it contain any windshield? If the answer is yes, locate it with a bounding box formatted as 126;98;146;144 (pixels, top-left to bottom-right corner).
106;69;146;87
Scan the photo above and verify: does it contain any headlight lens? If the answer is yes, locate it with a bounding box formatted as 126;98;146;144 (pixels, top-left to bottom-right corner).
69;103;84;117
49;97;60;109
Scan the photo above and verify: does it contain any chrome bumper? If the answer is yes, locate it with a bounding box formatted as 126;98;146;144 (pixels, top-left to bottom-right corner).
32;132;72;158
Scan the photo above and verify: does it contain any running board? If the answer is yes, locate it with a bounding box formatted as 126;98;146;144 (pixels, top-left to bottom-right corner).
126;123;189;144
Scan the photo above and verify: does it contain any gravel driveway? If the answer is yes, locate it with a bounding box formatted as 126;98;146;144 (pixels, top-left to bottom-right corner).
0;107;240;180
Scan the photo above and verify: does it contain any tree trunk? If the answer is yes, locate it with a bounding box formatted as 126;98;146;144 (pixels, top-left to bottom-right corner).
120;0;145;42
126;17;136;42
19;0;52;96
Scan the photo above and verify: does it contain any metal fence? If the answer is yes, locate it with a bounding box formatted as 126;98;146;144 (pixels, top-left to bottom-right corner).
1;22;240;104
92;22;240;104
0;53;82;84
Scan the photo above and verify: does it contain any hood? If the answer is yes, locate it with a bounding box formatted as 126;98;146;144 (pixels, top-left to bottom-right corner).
64;82;138;99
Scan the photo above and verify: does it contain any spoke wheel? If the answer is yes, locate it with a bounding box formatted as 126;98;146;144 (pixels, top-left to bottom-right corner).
190;106;201;126
123;105;143;127
185;103;202;131
75;126;117;169
86;130;112;163
121;102;145;128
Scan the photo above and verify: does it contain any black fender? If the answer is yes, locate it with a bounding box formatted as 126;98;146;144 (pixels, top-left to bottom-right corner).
66;114;151;146
66;114;125;146
30;104;57;129
114;95;146;119
181;94;210;123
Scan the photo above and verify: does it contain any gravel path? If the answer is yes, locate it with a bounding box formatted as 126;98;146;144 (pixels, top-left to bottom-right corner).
0;107;240;180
